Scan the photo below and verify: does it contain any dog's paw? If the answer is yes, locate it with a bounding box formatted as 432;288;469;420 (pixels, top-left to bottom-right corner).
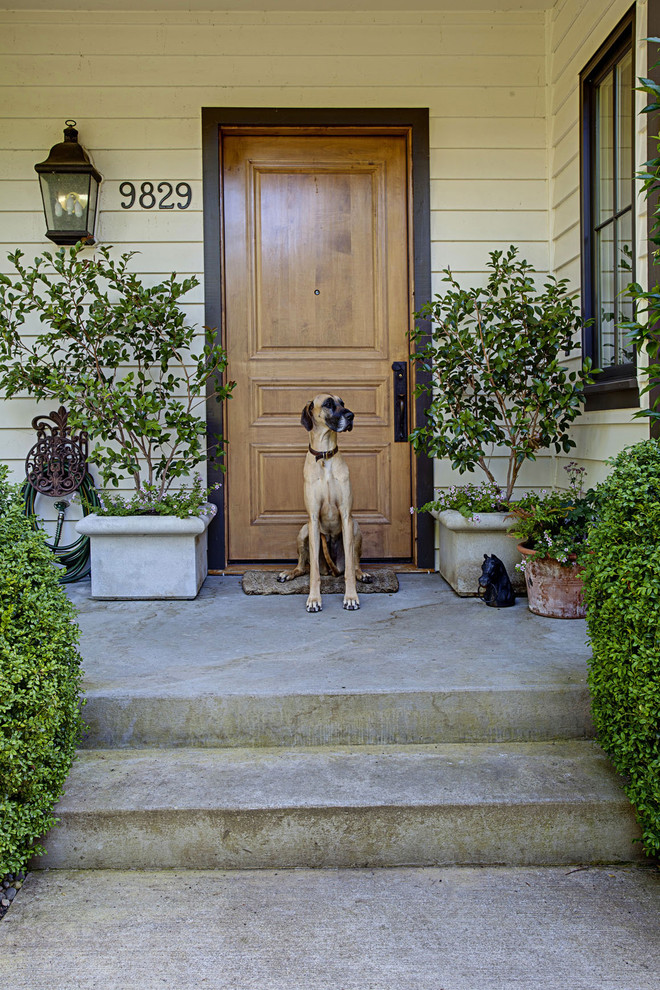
343;596;360;610
358;571;373;584
306;596;322;613
277;571;290;583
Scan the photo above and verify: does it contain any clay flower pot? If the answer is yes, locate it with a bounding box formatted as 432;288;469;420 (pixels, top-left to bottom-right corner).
517;543;586;619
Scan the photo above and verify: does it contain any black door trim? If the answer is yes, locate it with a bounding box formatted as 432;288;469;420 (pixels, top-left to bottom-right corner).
201;107;433;569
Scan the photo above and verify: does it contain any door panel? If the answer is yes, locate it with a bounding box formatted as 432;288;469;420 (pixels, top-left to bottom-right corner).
222;130;412;561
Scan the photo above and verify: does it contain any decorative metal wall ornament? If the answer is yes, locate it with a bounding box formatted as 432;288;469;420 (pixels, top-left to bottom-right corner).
25;406;89;496
22;406;100;583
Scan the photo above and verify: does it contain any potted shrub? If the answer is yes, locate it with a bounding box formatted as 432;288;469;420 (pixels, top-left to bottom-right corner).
410;246;592;596
0;244;235;599
509;463;598;618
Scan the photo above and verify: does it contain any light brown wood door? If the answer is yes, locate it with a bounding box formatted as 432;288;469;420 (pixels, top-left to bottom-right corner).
222;129;413;561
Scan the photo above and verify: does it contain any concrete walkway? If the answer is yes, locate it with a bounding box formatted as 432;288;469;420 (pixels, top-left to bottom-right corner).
2;865;659;989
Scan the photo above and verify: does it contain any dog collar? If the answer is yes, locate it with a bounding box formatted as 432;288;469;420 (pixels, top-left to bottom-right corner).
309;445;338;462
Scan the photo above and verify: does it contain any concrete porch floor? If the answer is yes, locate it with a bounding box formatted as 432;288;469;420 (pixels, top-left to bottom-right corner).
69;572;596;748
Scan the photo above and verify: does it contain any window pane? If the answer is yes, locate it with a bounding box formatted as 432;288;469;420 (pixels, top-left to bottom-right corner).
616;209;635;363
617;50;633;210
596;71;614;223
597;222;615;367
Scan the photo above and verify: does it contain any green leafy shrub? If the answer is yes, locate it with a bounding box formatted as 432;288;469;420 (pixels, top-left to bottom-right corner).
92;474;217;519
583;440;660;858
0;465;84;873
509;462;599;565
419;480;508;520
409;246;592;501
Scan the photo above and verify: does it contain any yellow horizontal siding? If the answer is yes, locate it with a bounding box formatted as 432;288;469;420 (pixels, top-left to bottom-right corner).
0;22;546;58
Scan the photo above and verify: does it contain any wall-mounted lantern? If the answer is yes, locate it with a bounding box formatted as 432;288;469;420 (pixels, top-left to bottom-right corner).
34;121;102;245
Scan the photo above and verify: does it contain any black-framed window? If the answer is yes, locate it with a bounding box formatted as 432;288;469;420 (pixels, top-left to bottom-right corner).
581;11;638;406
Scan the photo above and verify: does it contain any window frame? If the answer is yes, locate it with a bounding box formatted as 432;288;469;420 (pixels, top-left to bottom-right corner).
580;9;639;410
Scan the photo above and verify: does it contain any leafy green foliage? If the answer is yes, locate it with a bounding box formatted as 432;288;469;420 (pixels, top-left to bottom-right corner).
509;463;599;564
409;247;592;501
94;474;217;518
0;243;235;500
419;480;508;520
0;465;84;873
583;440;660;857
622;48;660;421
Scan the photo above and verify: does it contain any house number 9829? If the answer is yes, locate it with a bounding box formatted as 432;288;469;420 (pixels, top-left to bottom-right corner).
119;181;192;210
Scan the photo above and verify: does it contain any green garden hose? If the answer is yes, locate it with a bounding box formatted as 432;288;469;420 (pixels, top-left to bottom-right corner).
21;473;101;583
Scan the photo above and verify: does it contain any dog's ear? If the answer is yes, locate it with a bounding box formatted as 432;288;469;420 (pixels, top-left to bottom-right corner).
300;401;314;432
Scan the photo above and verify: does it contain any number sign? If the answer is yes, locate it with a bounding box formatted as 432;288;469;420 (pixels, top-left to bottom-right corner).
119;181;192;210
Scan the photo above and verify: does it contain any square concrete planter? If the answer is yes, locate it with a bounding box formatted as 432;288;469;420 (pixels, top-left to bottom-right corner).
436;509;524;597
76;504;216;600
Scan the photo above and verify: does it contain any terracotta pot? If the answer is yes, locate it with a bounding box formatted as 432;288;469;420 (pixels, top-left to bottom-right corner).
517;543;586;619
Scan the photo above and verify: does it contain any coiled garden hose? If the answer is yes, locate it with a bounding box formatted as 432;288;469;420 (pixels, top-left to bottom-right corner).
21;473;101;583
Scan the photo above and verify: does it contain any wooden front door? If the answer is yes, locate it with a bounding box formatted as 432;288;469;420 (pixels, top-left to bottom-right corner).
222;129;413;562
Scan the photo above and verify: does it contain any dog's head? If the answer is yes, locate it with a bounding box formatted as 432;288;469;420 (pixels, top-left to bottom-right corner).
301;394;354;434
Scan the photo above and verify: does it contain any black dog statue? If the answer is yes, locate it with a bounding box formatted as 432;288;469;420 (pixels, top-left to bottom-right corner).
477;553;516;608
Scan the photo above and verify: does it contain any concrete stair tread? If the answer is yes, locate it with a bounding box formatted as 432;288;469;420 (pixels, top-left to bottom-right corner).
72;576;591;699
59;741;630;812
37;741;643;869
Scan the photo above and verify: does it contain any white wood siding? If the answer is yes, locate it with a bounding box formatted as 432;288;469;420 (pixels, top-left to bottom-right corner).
0;6;548;507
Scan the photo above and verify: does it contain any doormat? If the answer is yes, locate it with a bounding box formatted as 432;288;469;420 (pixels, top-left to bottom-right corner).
241;569;399;595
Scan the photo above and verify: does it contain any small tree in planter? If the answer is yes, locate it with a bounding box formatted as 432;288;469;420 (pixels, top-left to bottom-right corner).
0;244;235;598
410;246;593;595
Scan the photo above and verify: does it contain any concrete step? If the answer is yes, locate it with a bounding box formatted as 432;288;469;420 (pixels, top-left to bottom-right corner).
36;741;642;870
81;684;594;748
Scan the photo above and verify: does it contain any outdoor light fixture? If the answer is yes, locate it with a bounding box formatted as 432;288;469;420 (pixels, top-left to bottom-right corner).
34;120;102;245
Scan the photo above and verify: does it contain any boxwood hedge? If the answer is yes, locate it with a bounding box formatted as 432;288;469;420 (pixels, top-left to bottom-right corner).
0;466;84;873
583;440;660;858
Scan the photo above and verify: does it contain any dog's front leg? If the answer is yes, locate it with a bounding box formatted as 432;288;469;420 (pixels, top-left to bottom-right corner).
341;507;360;610
306;515;323;612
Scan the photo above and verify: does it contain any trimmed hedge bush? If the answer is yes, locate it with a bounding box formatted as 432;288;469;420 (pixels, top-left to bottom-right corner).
0;466;84;873
583;440;660;858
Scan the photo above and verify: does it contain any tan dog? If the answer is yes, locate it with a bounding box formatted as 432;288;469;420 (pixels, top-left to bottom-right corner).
278;393;372;611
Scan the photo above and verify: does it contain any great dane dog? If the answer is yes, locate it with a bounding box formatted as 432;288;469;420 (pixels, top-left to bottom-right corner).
278;393;372;612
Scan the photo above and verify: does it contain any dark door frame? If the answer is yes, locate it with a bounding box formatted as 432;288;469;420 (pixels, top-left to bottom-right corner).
201;107;433;570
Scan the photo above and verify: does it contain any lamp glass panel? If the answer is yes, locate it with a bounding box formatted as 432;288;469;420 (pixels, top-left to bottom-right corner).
39;172;91;233
87;176;99;234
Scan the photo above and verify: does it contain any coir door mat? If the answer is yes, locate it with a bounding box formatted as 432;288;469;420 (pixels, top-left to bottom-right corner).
241;570;399;595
